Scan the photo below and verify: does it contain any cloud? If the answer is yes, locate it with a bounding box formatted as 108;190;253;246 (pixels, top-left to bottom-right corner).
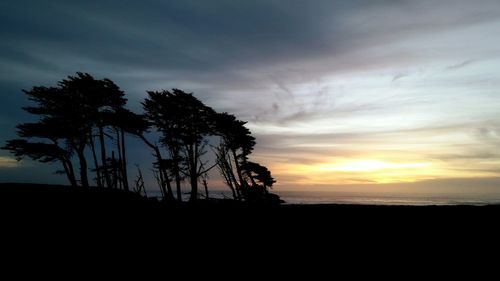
446;60;476;70
1;0;500;188
392;72;409;82
277;177;500;194
2;0;499;81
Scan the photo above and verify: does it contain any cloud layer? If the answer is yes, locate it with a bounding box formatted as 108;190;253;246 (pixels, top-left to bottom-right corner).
1;0;500;192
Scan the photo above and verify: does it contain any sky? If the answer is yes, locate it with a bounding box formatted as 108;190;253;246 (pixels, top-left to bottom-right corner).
1;0;500;194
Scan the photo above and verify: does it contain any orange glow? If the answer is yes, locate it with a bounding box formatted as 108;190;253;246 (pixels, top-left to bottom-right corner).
267;156;500;187
317;160;429;172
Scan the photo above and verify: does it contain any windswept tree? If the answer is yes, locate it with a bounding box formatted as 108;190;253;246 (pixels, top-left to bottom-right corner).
241;161;281;203
214;142;239;200
106;107;144;191
114;107;176;201
143;89;217;201
63;73;128;189
142;91;182;201
2;139;77;186
2;82;93;186
214;112;256;199
241;161;275;189
2;72;281;203
2;73;130;188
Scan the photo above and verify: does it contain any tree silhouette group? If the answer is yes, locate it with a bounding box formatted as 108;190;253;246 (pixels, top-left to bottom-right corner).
2;73;279;203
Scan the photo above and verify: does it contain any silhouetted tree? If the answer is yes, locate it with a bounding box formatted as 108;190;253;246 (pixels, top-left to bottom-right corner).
214;112;256;199
2;82;92;186
241;161;277;202
111;107;175;200
2;139;77;186
107;107;147;191
241;161;275;188
2;73;132;188
143;89;216;201
57;73;131;189
133;165;147;196
2;72;281;203
62;73;128;189
214;142;239;200
143;91;183;201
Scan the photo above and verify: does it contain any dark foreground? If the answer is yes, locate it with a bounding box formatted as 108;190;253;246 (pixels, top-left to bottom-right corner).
2;183;500;259
2;183;500;226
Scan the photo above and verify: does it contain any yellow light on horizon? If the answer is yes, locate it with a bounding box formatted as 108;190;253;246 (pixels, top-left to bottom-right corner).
271;158;441;185
319;159;429;172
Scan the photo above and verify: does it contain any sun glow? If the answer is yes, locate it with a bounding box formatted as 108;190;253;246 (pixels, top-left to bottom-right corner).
270;158;446;185
318;160;429;172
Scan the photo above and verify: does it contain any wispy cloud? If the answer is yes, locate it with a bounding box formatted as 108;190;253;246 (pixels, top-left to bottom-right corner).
446;59;476;70
392;72;409;82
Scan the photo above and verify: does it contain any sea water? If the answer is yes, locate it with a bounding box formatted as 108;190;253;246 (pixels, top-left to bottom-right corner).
147;189;500;206
275;190;500;206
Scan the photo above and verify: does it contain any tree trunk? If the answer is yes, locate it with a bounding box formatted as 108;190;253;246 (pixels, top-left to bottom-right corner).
203;179;209;200
66;158;78;187
115;131;123;189
52;138;78;187
232;149;246;189
159;159;174;201
227;154;241;200
189;145;198;201
76;147;89;187
171;148;182;202
120;128;129;191
174;169;182;202
222;153;238;200
228;170;239;200
158;170;168;199
138;134;174;200
190;174;198;201
221;161;237;200
98;125;111;188
98;125;112;188
229;184;237;200
154;146;173;200
154;169;166;198
61;157;77;187
112;150;118;189
89;135;103;187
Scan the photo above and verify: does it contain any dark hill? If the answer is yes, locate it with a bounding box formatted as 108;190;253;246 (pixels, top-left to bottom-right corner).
1;182;500;234
2;183;500;255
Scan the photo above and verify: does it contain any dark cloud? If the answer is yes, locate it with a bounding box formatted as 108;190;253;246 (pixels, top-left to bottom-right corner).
3;0;498;82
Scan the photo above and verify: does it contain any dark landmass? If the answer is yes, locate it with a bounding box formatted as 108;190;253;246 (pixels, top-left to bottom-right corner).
2;183;500;224
2;183;499;254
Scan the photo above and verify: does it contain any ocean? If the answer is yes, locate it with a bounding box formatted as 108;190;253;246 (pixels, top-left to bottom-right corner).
275;190;500;206
146;189;500;206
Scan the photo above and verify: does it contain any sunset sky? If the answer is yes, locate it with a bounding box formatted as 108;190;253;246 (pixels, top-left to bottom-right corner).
1;0;500;193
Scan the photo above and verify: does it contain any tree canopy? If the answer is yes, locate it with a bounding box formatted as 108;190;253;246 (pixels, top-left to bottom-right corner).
2;72;281;204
